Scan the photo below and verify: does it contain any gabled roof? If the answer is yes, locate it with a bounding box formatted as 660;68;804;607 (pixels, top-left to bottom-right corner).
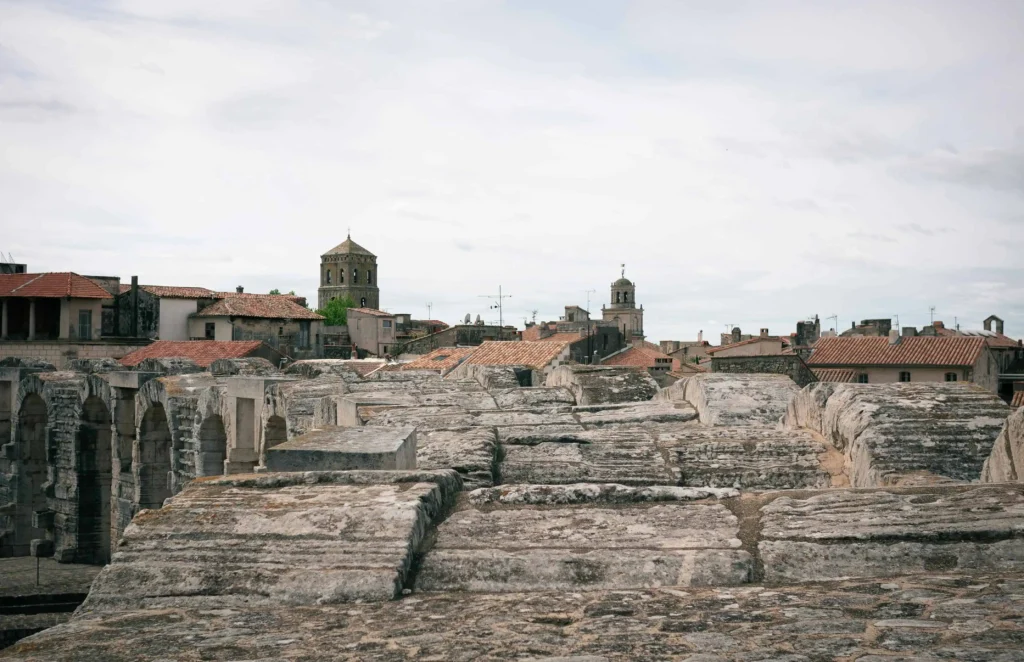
347;307;394;318
933;325;1021;349
812;368;858;383
601;345;678;369
193;297;323;320
463;340;569;370
118;284;217;299
0;272;113;299
807;336;986;367
400;347;476;373
323;235;375;257
706;336;785;355
120;340;271;367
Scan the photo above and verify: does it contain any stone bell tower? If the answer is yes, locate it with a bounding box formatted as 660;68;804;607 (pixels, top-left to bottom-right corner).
317;234;379;310
601;264;644;343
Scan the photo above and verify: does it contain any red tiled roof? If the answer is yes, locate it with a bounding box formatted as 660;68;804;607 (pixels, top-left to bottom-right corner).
933;326;1021;349
0;272;112;299
1010;391;1023;409
336;360;388;377
807;336;986;367
464;340;569;369
119;340;268;367
193;297;323;320
602;345;679;370
117;284;217;299
706;336;785;355
812;368;858;383
400;347;476;373
416;320;449;328
346;307;394;318
542;332;585;344
213;291;306;305
671;362;709;375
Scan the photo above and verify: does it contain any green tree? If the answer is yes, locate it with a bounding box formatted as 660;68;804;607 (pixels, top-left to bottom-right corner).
317;295;355;326
268;289;296;295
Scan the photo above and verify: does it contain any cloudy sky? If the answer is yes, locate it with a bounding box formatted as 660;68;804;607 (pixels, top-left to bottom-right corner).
2;0;1022;342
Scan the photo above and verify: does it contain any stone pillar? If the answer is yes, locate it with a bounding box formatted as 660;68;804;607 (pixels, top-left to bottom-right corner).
27;298;35;341
1;298;7;339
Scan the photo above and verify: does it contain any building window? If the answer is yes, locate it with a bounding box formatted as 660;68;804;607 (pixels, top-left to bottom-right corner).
857;373;868;384
899;371;911;382
360;297;366;307
615;292;621;303
278;326;284;336
623;292;628;303
78;309;92;340
945;372;957;382
353;268;359;284
339;269;344;284
299;321;311;349
383;345;388;354
367;271;373;285
325;270;331;284
205;322;215;339
382;320;392;328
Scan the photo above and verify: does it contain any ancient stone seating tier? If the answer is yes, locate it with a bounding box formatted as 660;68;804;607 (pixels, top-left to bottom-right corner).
264;426;417;472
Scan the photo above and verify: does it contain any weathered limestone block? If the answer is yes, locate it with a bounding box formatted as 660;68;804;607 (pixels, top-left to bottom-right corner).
656;427;833;490
492;387;576;410
546;365;658;405
982;408;1024;483
364;405;478;430
80;470;461;610
65;358;125;374
283;359;362;381
264;376;349;439
468;483;738;505
450;364;528;390
500;428;674;485
785;383;1011;487
265;427;416;472
471;410;579;428
208;357;280;377
573;402;698;427
417;500;751;592
416;427;497;489
759;485;1024;583
133;358;203;375
657;374;798;427
495;423;587;445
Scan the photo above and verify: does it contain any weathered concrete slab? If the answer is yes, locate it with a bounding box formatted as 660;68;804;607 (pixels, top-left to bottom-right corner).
574;402;698;427
78;470;460;610
501;428;673;485
265;426;417;472
759;485;1024;584
982;407;1024;483
470;410;579;428
9;574;1024;661
417;497;751;592
363;405;478;430
493;387;576;410
657;427;834;490
468;483;738;506
658;373;798;427
546;365;658;405
495;423;587;445
417;427;497;489
786;383;1011;487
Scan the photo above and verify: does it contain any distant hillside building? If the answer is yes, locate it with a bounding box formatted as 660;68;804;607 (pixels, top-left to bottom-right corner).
318;234;379;310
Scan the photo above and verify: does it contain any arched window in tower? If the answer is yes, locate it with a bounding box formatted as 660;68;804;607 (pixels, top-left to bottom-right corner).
325;270;331;285
367;270;373;285
353;268;359;284
616;292;621;303
339;268;344;284
360;297;367;307
623;292;628;303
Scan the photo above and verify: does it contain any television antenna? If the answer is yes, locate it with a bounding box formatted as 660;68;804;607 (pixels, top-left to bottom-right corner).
478;286;512;339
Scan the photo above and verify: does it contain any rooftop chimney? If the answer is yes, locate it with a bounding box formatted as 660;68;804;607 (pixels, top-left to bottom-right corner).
933;320;944;329
888;329;901;345
760;328;769;337
698;329;703;342
901;327;917;337
236;286;244;293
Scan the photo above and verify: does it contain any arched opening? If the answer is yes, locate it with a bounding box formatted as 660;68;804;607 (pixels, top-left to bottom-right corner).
265;415;287;452
367;270;373;285
352;268;359;284
197;415;227;477
325;270;331;285
623;292;628;303
16;394;48;554
77;396;112;564
138;404;172;511
360;297;367;308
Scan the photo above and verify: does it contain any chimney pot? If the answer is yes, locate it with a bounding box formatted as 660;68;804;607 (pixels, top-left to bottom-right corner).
236;286;244;293
933;321;944;329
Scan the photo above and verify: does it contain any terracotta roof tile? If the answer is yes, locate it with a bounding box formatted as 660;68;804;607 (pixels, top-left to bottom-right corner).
601;345;679;370
1011;391;1023;409
322;236;375;257
541;332;585;343
336;360;388;377
464;340;569;370
807;336;986;367
0;272;112;299
706;336;785;355
400;347;476;373
346;307;394;318
119;341;269;367
193;297;323;320
812;368;858;383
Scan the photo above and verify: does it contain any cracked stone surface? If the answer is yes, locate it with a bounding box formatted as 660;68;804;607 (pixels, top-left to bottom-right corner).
545;365;658;405
656;427;833;490
786;383;1012;487
983;408;1024;484
658;374;799;427
8;575;1024;661
416;427;498;489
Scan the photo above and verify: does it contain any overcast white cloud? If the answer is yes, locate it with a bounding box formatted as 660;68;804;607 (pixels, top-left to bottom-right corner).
1;0;1022;341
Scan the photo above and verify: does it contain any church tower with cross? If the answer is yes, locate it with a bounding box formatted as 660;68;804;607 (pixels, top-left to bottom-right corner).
601;264;644;343
317;233;380;310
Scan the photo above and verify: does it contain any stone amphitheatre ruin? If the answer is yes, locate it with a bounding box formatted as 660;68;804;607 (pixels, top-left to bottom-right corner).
1;355;1023;660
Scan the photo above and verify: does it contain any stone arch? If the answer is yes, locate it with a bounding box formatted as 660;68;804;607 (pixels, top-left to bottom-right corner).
13;389;49;555
265;415;287;451
197;415;227;477
77;395;112;564
138;404;172;511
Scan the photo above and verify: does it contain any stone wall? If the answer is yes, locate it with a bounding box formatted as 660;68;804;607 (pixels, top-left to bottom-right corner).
394;324;506;356
982;407;1024;482
711;354;817;387
0;342;150;369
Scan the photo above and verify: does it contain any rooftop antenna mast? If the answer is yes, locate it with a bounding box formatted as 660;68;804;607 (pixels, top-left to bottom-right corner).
584;289;597;363
929;306;936;325
826;313;838;332
478;286;512;340
426;302;433;320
